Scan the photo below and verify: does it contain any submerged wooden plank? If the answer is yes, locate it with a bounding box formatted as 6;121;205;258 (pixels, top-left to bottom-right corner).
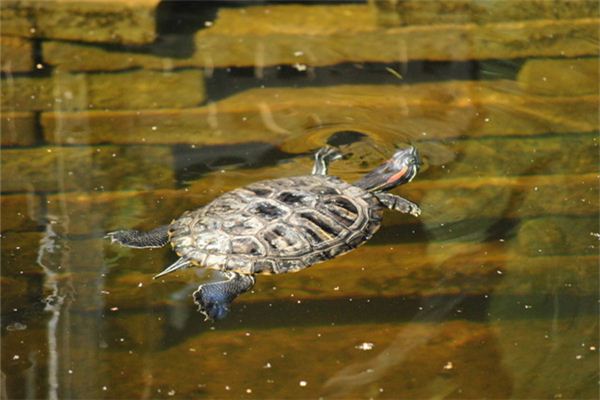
42;8;600;71
371;0;599;26
40;81;599;145
0;0;160;45
0;36;34;73
0;111;37;146
1;69;205;112
517;58;599;96
0;146;175;193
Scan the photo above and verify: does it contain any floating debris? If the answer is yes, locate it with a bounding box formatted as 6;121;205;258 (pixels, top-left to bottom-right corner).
6;322;27;331
385;67;403;80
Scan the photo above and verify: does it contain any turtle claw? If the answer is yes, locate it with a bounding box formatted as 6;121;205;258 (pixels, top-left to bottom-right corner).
409;204;421;217
105;230;129;246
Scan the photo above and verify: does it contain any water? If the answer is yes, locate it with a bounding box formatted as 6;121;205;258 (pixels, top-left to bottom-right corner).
1;1;599;399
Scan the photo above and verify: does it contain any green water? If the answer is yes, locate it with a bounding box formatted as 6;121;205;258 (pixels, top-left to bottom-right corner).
1;2;599;399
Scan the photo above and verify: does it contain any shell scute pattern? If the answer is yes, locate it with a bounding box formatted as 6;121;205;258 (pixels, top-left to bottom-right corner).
169;175;383;274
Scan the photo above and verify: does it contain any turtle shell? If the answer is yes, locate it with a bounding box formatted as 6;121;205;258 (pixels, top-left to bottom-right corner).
168;175;383;274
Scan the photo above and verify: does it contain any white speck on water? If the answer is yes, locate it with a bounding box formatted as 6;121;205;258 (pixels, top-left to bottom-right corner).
484;117;490;122
575;355;583;360
355;342;374;351
590;232;600;239
246;388;252;394
168;389;176;396
102;386;107;391
12;355;20;360
421;131;427;136
204;21;213;27
36;63;43;69
225;386;230;391
189;348;196;352
333;286;340;291
151;126;157;131
110;307;119;311
263;362;271;369
299;380;307;387
590;346;596;351
524;304;532;309
443;361;453;370
379;388;384;393
294;50;304;56
245;332;251;336
496;270;503;275
138;282;143;288
293;63;307;71
68;369;73;374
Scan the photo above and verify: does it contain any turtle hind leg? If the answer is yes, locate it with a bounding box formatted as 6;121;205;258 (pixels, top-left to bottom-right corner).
312;146;343;175
106;225;170;248
193;272;255;321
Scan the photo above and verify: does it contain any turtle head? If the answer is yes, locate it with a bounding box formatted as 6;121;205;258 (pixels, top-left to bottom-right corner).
355;146;420;192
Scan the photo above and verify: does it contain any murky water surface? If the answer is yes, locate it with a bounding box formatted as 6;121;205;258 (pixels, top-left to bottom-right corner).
1;2;599;399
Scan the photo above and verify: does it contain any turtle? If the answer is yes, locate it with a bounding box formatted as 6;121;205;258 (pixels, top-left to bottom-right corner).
106;146;421;320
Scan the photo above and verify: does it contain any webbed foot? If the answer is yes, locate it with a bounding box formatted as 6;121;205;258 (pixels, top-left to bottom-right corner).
375;193;421;217
106;225;169;248
193;272;255;321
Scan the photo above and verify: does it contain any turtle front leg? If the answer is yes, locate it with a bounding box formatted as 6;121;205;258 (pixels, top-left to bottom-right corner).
312;146;343;175
193;272;255;320
106;225;170;248
375;193;421;217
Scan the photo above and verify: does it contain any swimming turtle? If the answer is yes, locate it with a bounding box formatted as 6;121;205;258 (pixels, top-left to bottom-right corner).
107;146;421;320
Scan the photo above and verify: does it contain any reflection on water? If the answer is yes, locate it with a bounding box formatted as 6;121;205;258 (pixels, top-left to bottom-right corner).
1;1;599;399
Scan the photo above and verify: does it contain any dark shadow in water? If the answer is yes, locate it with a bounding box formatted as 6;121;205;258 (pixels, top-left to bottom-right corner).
173;142;289;184
155;293;598;349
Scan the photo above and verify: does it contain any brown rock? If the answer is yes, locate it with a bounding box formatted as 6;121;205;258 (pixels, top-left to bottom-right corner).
0;36;34;72
0;112;37;146
40;81;600;145
42;7;600;71
516;216;599;256
0;0;160;45
371;0;599;26
0;194;41;231
1;146;174;193
1;69;205;112
421;133;599;180
518;58;600;96
196;8;599;67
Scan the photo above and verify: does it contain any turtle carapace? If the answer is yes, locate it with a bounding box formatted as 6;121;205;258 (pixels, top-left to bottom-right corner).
107;146;421;320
